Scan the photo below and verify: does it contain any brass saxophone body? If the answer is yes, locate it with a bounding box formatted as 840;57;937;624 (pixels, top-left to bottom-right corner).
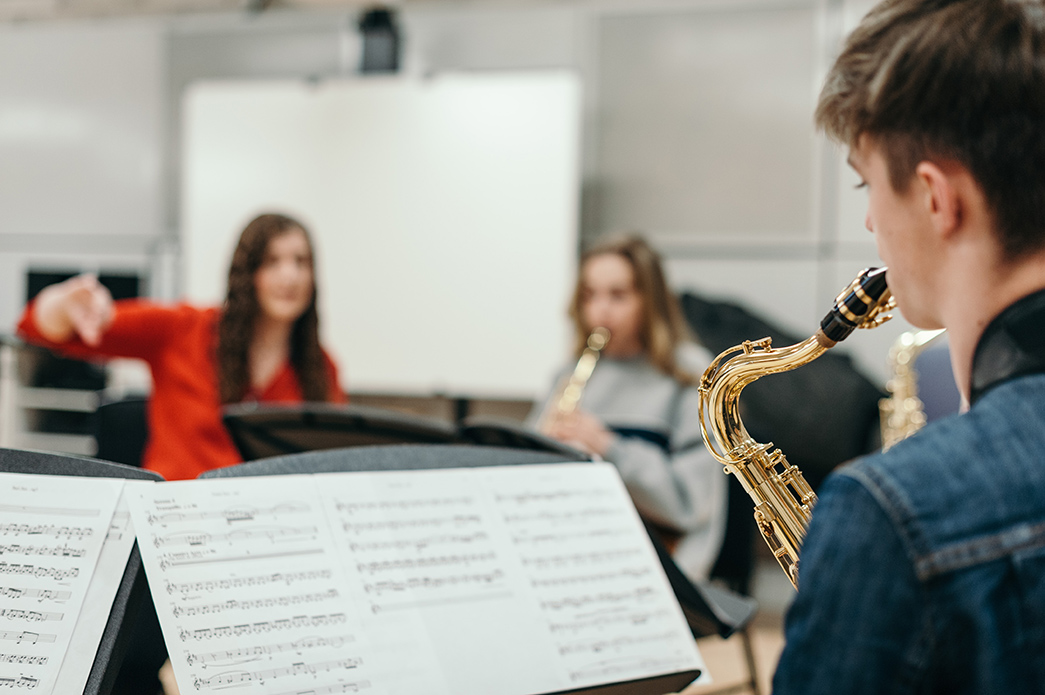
879;329;946;451
698;268;895;588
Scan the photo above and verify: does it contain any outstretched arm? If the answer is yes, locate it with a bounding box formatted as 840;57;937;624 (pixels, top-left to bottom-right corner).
31;274;114;347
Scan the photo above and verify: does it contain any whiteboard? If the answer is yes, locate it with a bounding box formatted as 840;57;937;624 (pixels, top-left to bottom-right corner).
181;73;580;398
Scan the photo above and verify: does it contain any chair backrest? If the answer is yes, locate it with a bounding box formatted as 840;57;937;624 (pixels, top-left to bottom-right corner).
200;443;755;638
94;397;149;468
458;416;592;459
200;443;582;478
0;448;162;695
709;474;758;596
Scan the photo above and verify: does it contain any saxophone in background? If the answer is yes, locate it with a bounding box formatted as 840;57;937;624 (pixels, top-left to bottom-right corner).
879;329;946;451
538;327;610;430
698;268;895;589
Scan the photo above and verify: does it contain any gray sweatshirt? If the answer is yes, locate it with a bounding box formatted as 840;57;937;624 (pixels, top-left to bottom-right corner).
530;343;727;581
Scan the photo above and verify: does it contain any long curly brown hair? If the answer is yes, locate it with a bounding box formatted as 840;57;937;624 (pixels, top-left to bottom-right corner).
217;213;330;404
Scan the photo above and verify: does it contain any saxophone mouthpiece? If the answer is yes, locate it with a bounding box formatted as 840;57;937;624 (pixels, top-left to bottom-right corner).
587;327;610;351
819;267;892;345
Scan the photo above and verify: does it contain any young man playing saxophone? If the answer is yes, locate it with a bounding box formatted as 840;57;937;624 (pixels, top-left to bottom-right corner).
773;1;1045;693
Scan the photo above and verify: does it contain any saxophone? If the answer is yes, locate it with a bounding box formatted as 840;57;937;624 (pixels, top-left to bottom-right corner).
698;268;895;588
879;329;946;451
538;327;611;429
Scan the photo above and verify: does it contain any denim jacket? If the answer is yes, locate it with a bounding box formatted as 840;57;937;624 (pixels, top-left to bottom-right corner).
774;288;1045;695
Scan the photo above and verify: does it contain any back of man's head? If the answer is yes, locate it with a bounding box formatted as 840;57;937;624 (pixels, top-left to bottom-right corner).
817;0;1045;260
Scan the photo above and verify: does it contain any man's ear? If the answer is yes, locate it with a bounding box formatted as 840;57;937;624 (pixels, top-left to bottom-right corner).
915;160;962;239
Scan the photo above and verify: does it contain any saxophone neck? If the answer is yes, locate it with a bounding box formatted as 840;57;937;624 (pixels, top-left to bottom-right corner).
699;335;827;464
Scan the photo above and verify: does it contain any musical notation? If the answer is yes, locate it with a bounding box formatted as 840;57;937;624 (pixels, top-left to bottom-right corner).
336;497;472;514
548;608;673;634
558;630;680;656
154;526;319;549
510;527;630;545
177;613;348;642
0;505;97;519
347;532;488;553
0;473;126;695
185;635;354;668
158;547;322;571
362;570;504;596
520;548;642;569
502;508;619;524
540;587;656;612
0;564;78;582
145;502;311;527
126;464;705;695
192;657;362;690
341;515;482;534
0;525;93;540
0;610;63;623
0;632;56;645
165;570;332;596
355;552;497;575
569;655;690;683
0;654;47;666
0;674;39;689
0;587;71;603
494;489;614;505
171;590;339;618
0;544;86;559
530;566;652;588
268;682;370;695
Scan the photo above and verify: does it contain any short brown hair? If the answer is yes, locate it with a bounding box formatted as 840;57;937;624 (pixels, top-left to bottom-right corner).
817;0;1045;259
569;235;698;384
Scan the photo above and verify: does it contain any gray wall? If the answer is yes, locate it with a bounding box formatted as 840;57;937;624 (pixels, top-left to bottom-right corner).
0;0;913;385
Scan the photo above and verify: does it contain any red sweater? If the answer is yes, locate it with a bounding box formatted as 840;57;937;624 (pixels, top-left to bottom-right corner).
17;300;345;481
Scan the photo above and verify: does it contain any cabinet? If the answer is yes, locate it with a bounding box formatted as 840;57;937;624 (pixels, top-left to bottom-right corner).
0;337;100;456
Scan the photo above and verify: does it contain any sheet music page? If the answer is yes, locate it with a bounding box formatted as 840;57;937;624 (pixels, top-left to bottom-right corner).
317;462;704;695
0;472;124;694
126;475;380;695
51;489;140;694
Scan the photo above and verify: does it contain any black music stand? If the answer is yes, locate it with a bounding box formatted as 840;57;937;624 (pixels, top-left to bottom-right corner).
201;444;756;642
458;415;590;459
0;448;163;695
222;402;459;461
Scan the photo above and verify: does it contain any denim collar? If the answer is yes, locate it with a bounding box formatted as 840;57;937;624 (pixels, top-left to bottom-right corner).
970;287;1045;405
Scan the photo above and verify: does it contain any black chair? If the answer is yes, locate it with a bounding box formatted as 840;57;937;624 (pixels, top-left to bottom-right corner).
200;444;757;644
0;448;163;695
458;415;592;459
94;397;149;468
706;475;763;695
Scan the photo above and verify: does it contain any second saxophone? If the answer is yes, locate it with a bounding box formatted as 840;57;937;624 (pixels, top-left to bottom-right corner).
538;327;611;430
698;268;895;588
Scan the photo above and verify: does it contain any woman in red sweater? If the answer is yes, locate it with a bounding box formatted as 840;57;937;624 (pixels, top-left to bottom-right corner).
17;213;345;480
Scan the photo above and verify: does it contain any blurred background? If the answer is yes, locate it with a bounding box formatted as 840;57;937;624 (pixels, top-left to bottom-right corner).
0;1;928;689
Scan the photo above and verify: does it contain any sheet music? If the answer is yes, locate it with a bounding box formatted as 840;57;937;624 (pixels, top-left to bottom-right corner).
51;490;139;694
490;465;705;685
125;476;379;695
130;463;704;695
0;473;124;694
319;462;704;695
